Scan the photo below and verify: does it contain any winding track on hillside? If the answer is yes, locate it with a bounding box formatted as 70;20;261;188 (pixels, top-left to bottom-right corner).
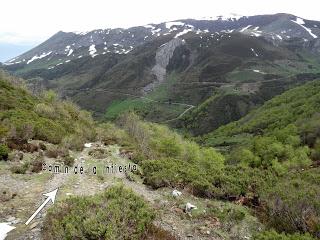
62;72;302;123
64;88;196;122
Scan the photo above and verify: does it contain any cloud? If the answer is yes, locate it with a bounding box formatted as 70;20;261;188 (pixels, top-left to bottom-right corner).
0;0;319;44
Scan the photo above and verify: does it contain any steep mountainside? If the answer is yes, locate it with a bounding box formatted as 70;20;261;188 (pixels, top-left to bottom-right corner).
202;79;320;148
4;13;320;134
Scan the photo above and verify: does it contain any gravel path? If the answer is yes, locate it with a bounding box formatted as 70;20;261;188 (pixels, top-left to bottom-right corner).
2;143;219;240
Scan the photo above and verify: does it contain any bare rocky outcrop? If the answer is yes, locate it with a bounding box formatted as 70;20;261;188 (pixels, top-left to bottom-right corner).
143;38;185;93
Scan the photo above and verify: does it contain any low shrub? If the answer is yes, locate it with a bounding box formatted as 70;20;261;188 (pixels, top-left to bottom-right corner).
63;156;75;166
255;230;316;240
61;134;85;151
96;122;133;146
10;162;29;174
34;103;57;119
88;148;110;159
45;146;69;159
43;185;155;240
30;157;44;173
260;169;320;237
144;224;176;240
0;123;8;139
0;144;9;161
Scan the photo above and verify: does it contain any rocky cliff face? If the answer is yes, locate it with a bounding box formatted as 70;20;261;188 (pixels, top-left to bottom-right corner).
144;38;185;93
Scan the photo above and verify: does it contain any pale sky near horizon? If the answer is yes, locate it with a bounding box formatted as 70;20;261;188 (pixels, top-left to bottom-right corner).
1;0;320;45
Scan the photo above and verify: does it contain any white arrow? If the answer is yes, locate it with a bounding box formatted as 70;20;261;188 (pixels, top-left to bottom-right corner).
25;188;58;225
0;223;15;240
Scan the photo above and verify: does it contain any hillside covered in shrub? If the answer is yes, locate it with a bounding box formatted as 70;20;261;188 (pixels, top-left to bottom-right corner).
0;70;96;151
104;80;320;238
43;185;155;240
1;70;319;239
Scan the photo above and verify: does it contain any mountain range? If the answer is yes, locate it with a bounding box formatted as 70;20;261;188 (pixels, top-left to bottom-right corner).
1;12;320;239
3;13;320;136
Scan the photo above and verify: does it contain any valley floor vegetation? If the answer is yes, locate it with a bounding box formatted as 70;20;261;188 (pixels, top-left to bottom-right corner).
0;70;319;239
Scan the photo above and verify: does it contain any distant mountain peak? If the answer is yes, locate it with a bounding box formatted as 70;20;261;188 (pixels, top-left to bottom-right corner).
4;13;320;67
197;13;245;21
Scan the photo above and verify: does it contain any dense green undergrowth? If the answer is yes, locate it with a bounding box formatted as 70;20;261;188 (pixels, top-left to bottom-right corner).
196;79;320;237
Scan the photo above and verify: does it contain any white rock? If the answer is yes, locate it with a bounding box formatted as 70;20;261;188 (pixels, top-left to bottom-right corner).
185;202;197;212
172;189;182;197
84;143;93;148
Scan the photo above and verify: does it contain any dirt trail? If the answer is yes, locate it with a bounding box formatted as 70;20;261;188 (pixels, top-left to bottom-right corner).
1;143;218;240
63;88;195;123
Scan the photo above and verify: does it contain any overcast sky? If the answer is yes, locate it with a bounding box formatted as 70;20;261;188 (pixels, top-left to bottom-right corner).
1;0;320;45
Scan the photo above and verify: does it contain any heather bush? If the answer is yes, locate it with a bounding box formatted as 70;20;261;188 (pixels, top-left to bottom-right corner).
43;185;155;240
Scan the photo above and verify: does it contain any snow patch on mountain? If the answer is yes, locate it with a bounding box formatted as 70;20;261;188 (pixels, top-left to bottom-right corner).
27;51;52;64
240;25;252;32
8;57;18;63
251;48;259;57
67;49;73;56
251;32;261;37
89;45;97;57
175;29;192;38
253;69;265;74
291;17;318;39
276;34;283;40
222;29;234;33
151;28;161;35
73;31;89;35
144;24;155;29
217;13;244;21
294;17;305;25
166;21;184;29
198;13;245;21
